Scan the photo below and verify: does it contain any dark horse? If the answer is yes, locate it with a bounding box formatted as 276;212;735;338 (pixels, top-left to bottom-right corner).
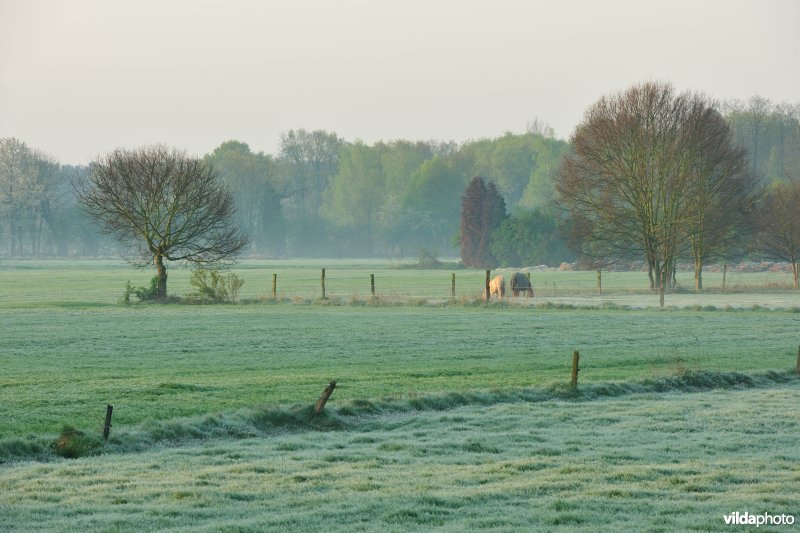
511;272;534;297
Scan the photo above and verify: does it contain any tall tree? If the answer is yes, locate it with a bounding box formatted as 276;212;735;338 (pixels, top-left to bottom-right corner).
76;145;246;298
460;177;507;267
556;81;754;306
205;141;284;255
758;177;800;288
278;129;342;252
404;156;467;252
322;141;386;254
0;138;69;256
682;106;760;290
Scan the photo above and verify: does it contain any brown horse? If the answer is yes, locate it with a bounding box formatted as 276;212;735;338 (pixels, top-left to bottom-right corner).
511;272;534;297
488;275;505;299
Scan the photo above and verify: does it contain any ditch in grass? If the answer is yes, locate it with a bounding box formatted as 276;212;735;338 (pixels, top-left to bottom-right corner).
1;369;796;464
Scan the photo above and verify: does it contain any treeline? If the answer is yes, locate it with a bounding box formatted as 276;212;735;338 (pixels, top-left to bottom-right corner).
1;95;798;263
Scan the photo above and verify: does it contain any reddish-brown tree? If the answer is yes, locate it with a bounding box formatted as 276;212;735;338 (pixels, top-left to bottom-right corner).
460;177;506;267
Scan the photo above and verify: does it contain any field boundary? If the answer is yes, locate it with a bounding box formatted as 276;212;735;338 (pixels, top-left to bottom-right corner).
2;369;797;465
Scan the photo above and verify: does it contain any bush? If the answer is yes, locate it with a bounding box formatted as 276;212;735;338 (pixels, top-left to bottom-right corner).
189;268;245;303
120;277;159;303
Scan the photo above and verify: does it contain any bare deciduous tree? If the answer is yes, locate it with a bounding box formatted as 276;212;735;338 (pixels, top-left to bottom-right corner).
758;177;800;288
556;81;756;305
76;145;246;298
683;108;760;290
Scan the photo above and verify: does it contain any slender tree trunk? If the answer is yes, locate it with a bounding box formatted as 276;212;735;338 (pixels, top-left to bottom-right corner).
793;261;799;289
659;267;666;307
694;258;703;291
722;262;727;292
154;254;168;299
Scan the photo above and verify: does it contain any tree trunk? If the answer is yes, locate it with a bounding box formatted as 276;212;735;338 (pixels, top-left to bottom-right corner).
154;254;168;299
659;268;666;307
694;258;703;291
793;261;799;289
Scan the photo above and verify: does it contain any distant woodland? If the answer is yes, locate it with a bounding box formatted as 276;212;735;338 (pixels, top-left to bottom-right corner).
1;95;799;266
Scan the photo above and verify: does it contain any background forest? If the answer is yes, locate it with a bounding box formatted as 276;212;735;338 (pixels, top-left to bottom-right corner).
1;96;798;266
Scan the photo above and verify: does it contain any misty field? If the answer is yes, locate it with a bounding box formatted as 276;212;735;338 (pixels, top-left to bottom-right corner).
1;260;799;530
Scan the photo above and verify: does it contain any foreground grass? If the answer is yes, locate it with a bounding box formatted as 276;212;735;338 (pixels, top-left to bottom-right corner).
2;380;798;531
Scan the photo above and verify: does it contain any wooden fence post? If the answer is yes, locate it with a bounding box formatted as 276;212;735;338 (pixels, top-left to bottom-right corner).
370;274;375;296
571;351;580;389
103;404;113;440
596;270;602;295
315;381;337;414
485;270;491;300
321;268;326;299
451;273;456;302
272;274;277;300
796;345;799;375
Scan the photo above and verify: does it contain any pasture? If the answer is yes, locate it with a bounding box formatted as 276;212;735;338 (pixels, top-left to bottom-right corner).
0;259;799;530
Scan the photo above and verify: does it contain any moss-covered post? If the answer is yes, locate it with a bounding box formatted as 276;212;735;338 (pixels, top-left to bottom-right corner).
485;269;491;300
370;274;375;296
451;273;456;302
321;268;326;300
596;270;602;295
571;351;580;389
272;273;277;300
796;345;799;375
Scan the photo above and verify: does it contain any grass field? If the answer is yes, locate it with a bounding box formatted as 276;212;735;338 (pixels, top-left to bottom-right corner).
1;259;799;530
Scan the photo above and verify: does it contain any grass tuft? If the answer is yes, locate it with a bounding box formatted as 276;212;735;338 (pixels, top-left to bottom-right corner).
52;425;102;459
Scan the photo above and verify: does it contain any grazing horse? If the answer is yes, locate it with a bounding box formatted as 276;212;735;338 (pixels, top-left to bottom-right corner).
488;275;505;299
511;272;534;297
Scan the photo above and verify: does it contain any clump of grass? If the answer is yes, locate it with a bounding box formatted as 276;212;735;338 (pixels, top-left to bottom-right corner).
52;425;102;459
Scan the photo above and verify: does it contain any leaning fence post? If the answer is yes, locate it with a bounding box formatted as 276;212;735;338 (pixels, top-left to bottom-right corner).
315;381;337;414
485;270;491;300
272;273;277;300
103;404;113;440
451;273;456;302
321;268;326;299
571;351;580;389
370;274;375;296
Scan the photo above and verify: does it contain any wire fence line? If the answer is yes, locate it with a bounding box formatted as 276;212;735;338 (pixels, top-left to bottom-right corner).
0;261;797;306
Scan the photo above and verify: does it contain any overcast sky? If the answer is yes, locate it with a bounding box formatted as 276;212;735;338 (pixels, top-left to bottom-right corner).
1;0;798;165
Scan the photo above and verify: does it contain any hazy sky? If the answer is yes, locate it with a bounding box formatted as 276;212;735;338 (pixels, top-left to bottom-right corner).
1;0;798;165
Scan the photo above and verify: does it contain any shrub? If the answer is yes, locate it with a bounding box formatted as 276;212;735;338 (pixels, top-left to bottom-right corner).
120;277;159;303
189;269;245;303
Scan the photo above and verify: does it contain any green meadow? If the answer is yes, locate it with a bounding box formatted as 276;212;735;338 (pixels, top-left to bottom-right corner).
1;260;799;530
